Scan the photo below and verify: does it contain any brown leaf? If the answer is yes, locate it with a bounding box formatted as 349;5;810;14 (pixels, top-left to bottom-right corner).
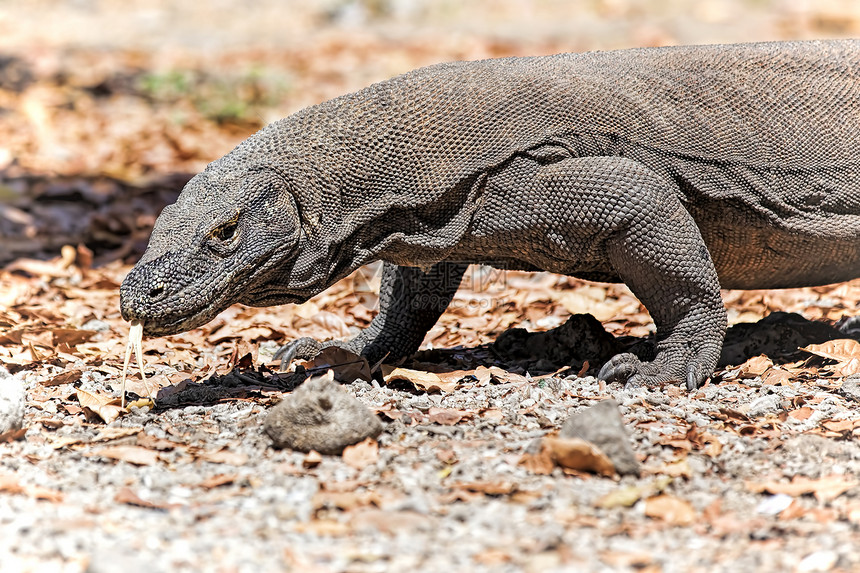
199;474;238;489
453;481;517;496
834;358;860;377
198;449;249;466
822;419;859;433
788;407;814;421
542;436;615;477
801;339;860;362
644;494;696;525
308;346;371;382
51;328;98;347
518;448;555;475
0;427;27;442
746;474;858;502
761;368;793;386
342;438;379;470
382;365;456;393
654;458;693;479
302;450;323;469
427;407;467;425
76;388;123;424
41;369;83;387
92;427;142;443
114;487;175;510
737;355;773;378
92;445;160;466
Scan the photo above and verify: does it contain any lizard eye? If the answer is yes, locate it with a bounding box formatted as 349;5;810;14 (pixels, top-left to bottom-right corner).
213;221;237;242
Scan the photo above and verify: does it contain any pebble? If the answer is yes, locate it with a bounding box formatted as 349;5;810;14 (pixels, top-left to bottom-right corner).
264;372;383;454
560;399;641;476
0;367;25;434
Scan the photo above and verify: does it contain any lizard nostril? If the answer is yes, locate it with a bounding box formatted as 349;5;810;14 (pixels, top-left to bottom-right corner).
149;285;165;299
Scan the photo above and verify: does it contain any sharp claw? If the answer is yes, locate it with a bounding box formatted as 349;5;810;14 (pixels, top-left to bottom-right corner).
686;364;698;391
597;362;614;382
624;375;642;390
273;342;299;372
599;356;639;385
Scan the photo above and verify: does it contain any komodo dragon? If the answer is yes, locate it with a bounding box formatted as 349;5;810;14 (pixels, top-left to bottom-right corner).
120;40;860;391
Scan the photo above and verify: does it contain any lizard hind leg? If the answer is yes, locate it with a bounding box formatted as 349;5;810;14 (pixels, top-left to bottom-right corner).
535;156;727;390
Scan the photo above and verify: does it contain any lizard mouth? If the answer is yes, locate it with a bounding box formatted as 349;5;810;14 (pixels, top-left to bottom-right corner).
136;306;225;337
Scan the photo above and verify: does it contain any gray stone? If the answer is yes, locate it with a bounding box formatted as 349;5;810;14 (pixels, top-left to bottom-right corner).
840;375;860;402
560;399;641;476
746;394;782;417
0;367;25;435
264;371;383;454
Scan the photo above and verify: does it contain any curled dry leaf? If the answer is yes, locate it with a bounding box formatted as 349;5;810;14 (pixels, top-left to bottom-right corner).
738;354;773;378
75;388;122;424
801;339;860;362
381;365;457;393
542;436;616;477
308;346;371;383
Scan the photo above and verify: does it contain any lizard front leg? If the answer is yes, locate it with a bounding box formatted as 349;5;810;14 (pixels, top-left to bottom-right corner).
534;156;727;390
275;261;467;369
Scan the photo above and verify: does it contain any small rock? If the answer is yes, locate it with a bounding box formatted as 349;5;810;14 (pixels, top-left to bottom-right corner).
0;367;25;435
755;493;793;515
840;375;860;402
560;399;640;476
264;371;383;454
746;394;781;417
796;550;838;573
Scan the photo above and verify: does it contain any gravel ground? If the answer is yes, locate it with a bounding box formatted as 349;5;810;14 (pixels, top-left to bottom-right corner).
3;355;860;572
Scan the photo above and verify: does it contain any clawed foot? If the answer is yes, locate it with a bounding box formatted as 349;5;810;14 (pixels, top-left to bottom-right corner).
272;337;324;372
598;352;710;391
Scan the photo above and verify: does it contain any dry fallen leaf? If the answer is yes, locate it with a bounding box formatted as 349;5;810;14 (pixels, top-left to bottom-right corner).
382;365;457;393
801;339;860;362
307;346;371;382
41;369;83;387
198;449;249;466
302;450;323;469
75;388;123;424
453;481;517;496
91;445;160;466
427;407;468;425
199;474;239;489
91;426;142;443
0;474;64;502
115;487;176;510
644;494;696;526
342;438;379;470
542;436;616;477
746;474;858;502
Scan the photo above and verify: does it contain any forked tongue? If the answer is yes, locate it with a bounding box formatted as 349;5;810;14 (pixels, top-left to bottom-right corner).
120;321;150;408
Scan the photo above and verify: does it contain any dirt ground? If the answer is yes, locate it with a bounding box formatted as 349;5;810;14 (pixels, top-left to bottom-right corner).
1;1;860;572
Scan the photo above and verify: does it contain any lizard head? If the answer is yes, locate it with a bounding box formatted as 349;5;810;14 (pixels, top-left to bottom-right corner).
120;160;318;337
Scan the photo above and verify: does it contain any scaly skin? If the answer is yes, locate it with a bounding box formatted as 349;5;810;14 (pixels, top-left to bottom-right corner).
120;40;860;390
